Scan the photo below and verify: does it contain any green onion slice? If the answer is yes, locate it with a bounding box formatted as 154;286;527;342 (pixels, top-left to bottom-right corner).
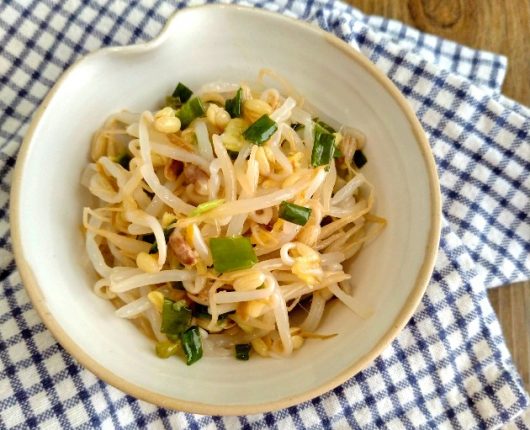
190;199;225;217
242;114;278;145
225;88;243;118
314;118;336;133
161;299;192;336
235;343;251;361
311;124;336;167
177;97;206;128
180;326;203;365
278;201;312;226
172;82;193;103
209;236;257;273
155;341;179;359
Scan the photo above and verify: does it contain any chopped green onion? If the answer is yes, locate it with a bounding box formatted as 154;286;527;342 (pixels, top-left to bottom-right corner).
209;236;257;273
161;299;192;336
172;82;193;103
311;126;336;167
313;122;331;144
235;344;251;361
116;152;132;169
243;114;278;145
314;118;336;133
353;149;367;169
155;341;179;359
180;326;203;365
177;97;206;128
225;88;243;118
278;201;312;226
190;199;225;217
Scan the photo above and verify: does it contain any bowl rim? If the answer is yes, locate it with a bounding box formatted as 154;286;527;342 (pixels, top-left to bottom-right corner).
10;3;441;416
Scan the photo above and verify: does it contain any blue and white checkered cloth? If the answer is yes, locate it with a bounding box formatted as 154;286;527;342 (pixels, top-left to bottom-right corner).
1;0;529;428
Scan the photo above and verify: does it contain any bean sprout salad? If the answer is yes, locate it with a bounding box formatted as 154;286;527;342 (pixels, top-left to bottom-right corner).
82;70;385;365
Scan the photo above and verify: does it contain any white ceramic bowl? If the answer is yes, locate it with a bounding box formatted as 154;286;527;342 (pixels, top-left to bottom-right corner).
11;5;441;415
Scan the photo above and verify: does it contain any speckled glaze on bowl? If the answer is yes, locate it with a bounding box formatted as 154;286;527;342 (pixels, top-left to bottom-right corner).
11;4;441;415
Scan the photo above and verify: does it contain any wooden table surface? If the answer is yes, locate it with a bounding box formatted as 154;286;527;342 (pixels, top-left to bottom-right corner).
345;0;530;421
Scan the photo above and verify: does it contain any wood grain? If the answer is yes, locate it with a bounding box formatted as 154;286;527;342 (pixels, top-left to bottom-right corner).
345;0;530;416
488;283;530;391
346;0;530;106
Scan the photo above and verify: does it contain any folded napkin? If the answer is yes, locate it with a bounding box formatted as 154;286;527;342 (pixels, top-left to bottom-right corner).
1;0;529;428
